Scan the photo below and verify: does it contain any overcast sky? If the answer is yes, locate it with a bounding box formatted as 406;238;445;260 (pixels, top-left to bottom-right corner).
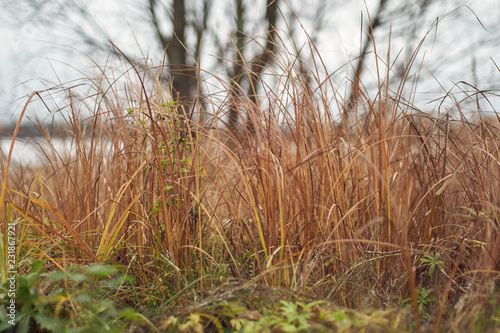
1;0;500;125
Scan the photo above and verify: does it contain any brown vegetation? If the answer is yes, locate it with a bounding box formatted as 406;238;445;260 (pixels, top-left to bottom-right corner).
1;38;499;332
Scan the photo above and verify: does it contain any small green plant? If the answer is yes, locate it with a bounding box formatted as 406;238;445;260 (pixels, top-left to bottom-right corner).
420;252;445;276
0;260;46;333
146;101;194;217
273;300;316;331
229;300;327;332
401;287;436;319
0;261;155;333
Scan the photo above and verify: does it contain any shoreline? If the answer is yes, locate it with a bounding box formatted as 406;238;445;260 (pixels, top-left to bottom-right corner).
0;122;91;139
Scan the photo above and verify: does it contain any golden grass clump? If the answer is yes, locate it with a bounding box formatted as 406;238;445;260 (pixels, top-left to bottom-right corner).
1;39;499;331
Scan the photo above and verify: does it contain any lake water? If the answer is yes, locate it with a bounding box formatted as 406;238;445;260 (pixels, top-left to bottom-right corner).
1;137;65;167
0;137;98;170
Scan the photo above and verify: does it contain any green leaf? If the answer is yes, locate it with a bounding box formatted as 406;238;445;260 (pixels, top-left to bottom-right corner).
119;308;141;320
176;168;189;174
31;260;45;272
302;300;326;311
72;292;93;304
421;254;433;263
102;275;134;289
280;300;298;314
83;265;117;279
17;317;31;333
46;270;69;282
34;313;57;330
0;323;13;332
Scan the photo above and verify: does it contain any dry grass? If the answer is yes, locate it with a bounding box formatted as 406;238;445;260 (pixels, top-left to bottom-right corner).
1;34;499;332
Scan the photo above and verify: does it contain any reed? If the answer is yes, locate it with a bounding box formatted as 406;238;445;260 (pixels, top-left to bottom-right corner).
1;30;499;332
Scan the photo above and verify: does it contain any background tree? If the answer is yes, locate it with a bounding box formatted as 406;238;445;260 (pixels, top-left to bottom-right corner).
3;0;285;123
2;0;499;127
342;0;500;122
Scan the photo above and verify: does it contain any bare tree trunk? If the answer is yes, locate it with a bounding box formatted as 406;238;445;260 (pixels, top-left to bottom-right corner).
164;0;194;109
246;0;279;118
149;0;205;112
227;0;247;130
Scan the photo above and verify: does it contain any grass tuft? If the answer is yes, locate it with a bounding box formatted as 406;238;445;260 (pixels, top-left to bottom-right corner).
1;28;500;332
